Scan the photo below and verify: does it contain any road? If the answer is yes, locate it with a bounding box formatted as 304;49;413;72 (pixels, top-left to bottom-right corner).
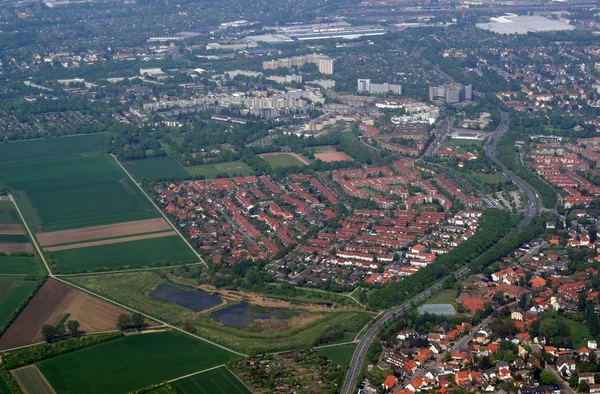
423;116;455;157
340;111;543;394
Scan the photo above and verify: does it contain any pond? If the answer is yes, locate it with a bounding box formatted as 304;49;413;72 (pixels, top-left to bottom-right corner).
210;302;288;328
150;284;223;312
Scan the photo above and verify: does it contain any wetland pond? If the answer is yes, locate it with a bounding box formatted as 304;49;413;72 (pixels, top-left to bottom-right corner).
150;284;223;312
210;302;288;328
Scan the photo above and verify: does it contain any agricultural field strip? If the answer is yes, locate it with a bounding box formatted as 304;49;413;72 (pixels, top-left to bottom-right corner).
37;218;172;246
0;224;25;234
111;154;207;268
55;262;207;277
58;276;247;356
167;364;225;383
8;195;52;275
11;365;55;394
45;231;177;252
225;366;255;394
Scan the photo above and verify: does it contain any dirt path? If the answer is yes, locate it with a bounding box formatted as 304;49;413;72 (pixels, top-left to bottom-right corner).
37;218;171;246
45;231;177;252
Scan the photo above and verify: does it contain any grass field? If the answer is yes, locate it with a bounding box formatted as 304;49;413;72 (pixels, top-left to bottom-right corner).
262;154;307;169
123;157;190;181
565;318;589;349
0;234;29;243
1;154;159;233
37;331;241;394
49;235;197;273
186;161;253;179
424;288;459;306
11;366;54;394
0;200;20;224
0;256;46;276
0;375;10;394
315;343;357;367
67;271;371;354
0;278;38;329
171;367;251;394
442;138;484;149
0;134;106;164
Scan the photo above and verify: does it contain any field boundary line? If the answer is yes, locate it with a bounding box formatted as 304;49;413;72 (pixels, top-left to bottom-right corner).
55;262;207;277
167;364;224;383
312;341;358;350
55;276;247;357
9;195;53;277
111;154;208;268
225;366;256;393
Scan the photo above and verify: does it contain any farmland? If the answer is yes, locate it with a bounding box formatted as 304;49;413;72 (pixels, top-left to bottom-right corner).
0;256;45;276
0;278;39;333
170;366;251;394
315;343;357;367
0;154;159;233
185;161;253;179
0;134;106;164
37;331;241;394
0;201;20;225
49;235;197;273
0;278;135;351
11;366;55;394
260;152;309;168
123;157;189;181
67;271;372;354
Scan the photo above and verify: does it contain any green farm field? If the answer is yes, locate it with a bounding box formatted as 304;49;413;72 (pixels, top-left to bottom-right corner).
171;366;251;394
0;200;20;224
1;154;159;233
0;278;38;329
67;271;372;354
315;343;357;367
186;161;253;179
0;234;29;243
0;134;106;164
49;235;197;273
0;256;45;276
37;331;241;394
123;157;190;181
0;375;10;394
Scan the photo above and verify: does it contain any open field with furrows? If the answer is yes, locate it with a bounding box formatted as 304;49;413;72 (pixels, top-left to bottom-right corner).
260;152;310;168
49;235;197;273
11;365;55;394
0;256;46;276
315;343;357;367
37;331;241;394
67;272;372;354
0;243;34;254
0;134;106;164
185;161;253;179
37;218;172;246
0;278;140;351
123;157;190;181
171;366;252;394
0;200;21;226
0;154;159;233
0;278;39;332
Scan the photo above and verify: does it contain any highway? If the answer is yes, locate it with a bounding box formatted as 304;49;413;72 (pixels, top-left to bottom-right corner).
340;111;543;394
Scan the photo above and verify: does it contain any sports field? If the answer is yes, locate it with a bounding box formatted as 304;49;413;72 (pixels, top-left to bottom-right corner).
186;161;253;179
0;256;46;276
37;331;241;394
123;157;190;181
1;154;159;233
260;153;309;168
49;235;197;273
171;366;251;394
0;278;38;329
315;343;357;367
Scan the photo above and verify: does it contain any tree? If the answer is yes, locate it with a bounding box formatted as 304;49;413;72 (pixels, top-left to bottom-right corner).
131;312;145;330
67;320;80;336
539;370;558;385
579;381;589;393
117;314;132;331
41;324;57;343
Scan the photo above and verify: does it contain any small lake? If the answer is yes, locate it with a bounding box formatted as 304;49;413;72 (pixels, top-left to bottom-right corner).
210;302;288;328
150;284;223;312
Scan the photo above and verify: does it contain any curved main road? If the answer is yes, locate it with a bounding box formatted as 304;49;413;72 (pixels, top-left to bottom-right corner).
340;111;542;394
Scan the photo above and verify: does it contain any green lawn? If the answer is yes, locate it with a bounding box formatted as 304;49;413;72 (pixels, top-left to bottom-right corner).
185;161;253;179
566;318;589;349
49;235;197;273
261;154;307;169
0;256;45;276
0;278;38;329
0;200;20;224
424;288;459;306
1;154;159;233
0;234;29;243
123;157;190;181
171;366;252;394
0;134;106;164
37;331;241;394
442;138;484;149
315;343;357;367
